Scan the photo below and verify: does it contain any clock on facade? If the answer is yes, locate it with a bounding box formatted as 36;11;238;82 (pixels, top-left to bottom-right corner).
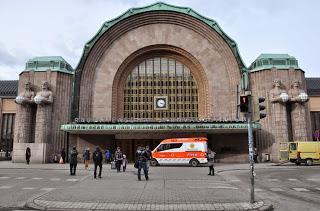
154;96;168;110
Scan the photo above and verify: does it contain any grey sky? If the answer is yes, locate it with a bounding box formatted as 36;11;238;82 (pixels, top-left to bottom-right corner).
0;0;319;80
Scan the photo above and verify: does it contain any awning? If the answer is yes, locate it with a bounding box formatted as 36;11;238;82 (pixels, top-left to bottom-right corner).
60;122;261;134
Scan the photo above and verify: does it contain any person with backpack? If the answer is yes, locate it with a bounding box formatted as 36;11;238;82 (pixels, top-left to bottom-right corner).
206;148;216;176
135;146;149;181
69;146;78;176
93;146;103;179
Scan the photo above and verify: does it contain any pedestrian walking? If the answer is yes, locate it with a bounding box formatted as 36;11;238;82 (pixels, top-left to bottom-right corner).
105;148;111;163
93;146;103;179
207;148;216;176
253;147;258;163
135;146;149;181
145;145;152;172
69;146;78;176
25;147;31;165
83;148;91;170
122;154;128;172
60;148;66;164
114;147;123;172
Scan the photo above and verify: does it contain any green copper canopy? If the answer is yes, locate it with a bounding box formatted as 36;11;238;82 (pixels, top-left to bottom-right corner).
76;1;247;71
25;56;74;74
249;54;300;72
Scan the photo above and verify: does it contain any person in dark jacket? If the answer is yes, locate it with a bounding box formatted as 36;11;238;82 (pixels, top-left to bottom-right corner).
114;147;123;172
69;146;78;176
61;148;66;163
26;147;31;165
135;146;149;181
93;147;103;179
206;148;216;176
145;145;152;171
83;148;90;170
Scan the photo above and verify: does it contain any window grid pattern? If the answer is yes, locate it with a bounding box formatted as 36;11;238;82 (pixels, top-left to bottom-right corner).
124;57;198;119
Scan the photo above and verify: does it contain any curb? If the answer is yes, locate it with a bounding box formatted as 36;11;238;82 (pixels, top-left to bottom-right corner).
26;199;273;211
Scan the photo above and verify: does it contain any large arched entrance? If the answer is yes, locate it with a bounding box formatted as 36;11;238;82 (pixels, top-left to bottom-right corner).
123;56;199;119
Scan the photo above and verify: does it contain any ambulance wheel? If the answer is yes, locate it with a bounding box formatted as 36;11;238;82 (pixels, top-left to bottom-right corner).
150;159;159;166
306;159;313;166
189;159;199;167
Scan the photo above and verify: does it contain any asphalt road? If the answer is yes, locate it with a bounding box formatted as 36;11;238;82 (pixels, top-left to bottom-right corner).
221;165;320;211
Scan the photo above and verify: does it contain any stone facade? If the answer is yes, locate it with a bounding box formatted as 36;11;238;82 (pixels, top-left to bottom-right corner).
250;68;312;162
13;70;73;163
7;3;314;163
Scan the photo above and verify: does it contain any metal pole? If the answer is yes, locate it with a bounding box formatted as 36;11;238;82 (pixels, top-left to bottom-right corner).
247;113;255;203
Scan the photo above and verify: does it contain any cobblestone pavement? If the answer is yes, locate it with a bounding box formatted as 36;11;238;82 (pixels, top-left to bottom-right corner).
0;162;274;210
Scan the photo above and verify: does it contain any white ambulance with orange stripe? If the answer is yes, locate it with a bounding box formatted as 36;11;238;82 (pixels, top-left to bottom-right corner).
150;137;208;167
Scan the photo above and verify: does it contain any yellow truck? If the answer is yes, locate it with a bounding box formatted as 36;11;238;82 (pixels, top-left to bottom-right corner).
280;142;320;166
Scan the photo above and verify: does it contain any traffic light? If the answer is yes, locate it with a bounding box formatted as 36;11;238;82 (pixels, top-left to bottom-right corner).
253;97;266;121
239;95;250;113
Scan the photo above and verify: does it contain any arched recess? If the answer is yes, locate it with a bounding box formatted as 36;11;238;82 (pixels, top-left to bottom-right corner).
74;10;242;120
112;45;208;118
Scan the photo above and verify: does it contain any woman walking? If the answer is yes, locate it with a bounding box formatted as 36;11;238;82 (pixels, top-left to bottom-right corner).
83;148;91;170
25;147;31;164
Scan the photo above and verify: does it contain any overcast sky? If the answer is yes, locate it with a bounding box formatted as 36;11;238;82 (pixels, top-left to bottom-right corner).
0;0;319;80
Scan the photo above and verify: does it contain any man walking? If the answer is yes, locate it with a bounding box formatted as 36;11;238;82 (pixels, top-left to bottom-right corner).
69;146;78;176
206;148;216;176
145;145;152;172
114;147;123;172
93;146;103;179
135;146;149;181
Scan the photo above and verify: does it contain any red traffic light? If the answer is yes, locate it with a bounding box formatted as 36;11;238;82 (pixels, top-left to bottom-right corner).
240;95;249;112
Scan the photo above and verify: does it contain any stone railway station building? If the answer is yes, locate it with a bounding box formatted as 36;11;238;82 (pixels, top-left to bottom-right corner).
0;2;319;163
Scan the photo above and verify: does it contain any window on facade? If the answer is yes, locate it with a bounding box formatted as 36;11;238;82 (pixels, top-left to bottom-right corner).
0;113;15;157
124;57;199;119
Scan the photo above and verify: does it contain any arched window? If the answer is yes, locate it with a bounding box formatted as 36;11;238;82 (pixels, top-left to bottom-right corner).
124;57;198;119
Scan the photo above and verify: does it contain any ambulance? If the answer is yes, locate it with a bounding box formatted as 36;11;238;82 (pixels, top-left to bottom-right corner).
151;137;208;167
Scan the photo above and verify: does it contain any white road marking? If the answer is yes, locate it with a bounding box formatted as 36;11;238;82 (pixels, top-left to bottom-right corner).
307;178;320;182
230;179;241;182
247;188;264;192
0;185;12;189
293;188;309;192
50;178;61;181
23;187;35;190
0;176;10;179
40;188;56;191
15;177;26;180
268;179;279;182
188;186;238;190
66;178;78;182
315;187;320;191
32;177;43;180
270;188;284;192
288;178;298;181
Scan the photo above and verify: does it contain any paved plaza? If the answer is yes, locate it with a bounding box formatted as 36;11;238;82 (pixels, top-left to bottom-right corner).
0;161;273;210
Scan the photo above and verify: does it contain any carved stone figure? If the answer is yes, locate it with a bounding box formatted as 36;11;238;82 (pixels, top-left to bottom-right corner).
14;82;36;144
269;79;288;103
269;79;289;160
288;80;309;103
15;82;35;105
288;80;309;142
35;81;53;144
34;81;53;105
